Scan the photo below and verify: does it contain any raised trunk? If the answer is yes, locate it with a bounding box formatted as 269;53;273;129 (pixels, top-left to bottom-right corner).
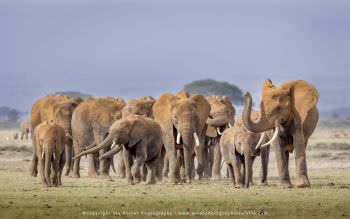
206;115;228;127
73;135;113;159
242;92;274;133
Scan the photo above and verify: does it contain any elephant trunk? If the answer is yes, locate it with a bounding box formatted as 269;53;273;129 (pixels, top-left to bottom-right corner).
99;145;122;161
182;130;194;183
44;147;52;186
244;148;252;188
206;115;228;127
73;135;113;160
242;92;274;133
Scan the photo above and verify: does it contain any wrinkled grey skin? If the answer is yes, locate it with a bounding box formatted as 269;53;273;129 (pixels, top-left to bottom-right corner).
204;95;235;180
74;116;163;185
71;97;125;178
220;113;271;188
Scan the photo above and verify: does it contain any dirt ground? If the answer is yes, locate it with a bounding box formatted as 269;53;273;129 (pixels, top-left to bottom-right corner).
0;124;349;218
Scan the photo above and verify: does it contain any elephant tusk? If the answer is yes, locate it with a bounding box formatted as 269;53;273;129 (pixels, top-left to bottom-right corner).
217;127;223;135
261;126;280;147
228;123;232;128
53;153;56;160
255;132;266;149
176;132;181;144
193;132;200;147
41;152;44;159
207;139;211;146
111;141;116;149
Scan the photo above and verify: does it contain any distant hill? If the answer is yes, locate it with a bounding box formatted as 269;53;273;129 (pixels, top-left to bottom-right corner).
183;79;245;105
53;91;92;100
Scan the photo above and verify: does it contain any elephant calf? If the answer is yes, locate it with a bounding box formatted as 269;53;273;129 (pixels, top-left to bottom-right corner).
74;115;163;185
220;113;271;188
33;121;66;187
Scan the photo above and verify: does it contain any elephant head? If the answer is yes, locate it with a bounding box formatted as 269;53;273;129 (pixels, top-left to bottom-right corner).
206;95;235;138
122;96;155;118
153;92;210;182
53;98;79;137
242;79;319;138
73;115;146;159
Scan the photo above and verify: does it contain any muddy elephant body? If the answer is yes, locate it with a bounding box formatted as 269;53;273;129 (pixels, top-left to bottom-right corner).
29;95;81;177
242;80;319;188
74;115;163;185
153;92;210;183
220;112;271;188
33;121;66;187
204;95;235;180
19;120;32;140
71;97;126;178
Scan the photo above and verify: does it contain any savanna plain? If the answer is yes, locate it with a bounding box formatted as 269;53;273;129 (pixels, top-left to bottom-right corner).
0;121;349;218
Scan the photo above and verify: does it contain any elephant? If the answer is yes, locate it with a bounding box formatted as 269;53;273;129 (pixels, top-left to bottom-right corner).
33;121;66;187
153;91;210;183
19;120;32;140
71;97;126;178
29;95;82;177
220;112;271;188
204;95;235;180
73;115;163;185
242;79;319;188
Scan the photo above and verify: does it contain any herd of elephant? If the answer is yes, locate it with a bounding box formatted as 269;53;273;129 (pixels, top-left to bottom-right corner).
26;79;320;188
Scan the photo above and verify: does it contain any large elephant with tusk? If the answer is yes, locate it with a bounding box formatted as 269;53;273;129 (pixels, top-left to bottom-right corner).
220;112;272;188
153;92;210;183
242;79;319;188
70;97;126;178
73;115;163;185
204;95;235;180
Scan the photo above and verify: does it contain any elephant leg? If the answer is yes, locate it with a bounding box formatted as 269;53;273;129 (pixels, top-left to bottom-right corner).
293;128;310;187
232;155;242;188
248;156;255;186
72;141;81;178
29;153;38;177
140;164;147;182
177;149;186;182
211;143;222;181
116;151;126;178
164;135;180;183
20;132;24;140
259;145;270;186
87;153;98;178
162;153;169;179
123;147;133;185
131;147;145;185
99;148;110;177
272;139;292;188
208;145;214;178
194;146;205;180
227;163;235;185
203;146;211;178
58;152;65;185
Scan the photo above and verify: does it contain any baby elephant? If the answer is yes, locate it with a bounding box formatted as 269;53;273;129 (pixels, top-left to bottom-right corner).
33;121;66;187
220;113;272;188
74;115;163;185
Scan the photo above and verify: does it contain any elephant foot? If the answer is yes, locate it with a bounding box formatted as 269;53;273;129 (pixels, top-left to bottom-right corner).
145;180;157;185
127;179;134;185
211;174;221;181
29;164;37;177
88;172;98;178
258;181;268;186
296;175;310;188
98;173;110;179
279;180;293;188
234;183;243;188
71;173;80;178
133;177;141;184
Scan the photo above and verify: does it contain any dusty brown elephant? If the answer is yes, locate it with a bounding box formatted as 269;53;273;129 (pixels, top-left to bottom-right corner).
19;120;32;140
29;95;81;177
153;92;210;183
71;97;126;178
220;112;271;188
74;115;163;185
33;121;66;187
204;95;235;180
242;79;319;188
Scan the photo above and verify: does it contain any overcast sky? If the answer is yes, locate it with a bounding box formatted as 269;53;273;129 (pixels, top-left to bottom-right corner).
0;0;349;111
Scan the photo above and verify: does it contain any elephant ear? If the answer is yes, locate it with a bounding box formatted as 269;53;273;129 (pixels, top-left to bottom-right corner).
153;93;177;132
284;80;320;123
220;96;236;125
190;94;211;132
128;117;145;147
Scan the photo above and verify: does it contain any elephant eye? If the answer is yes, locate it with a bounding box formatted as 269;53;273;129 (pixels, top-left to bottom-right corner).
276;106;282;112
